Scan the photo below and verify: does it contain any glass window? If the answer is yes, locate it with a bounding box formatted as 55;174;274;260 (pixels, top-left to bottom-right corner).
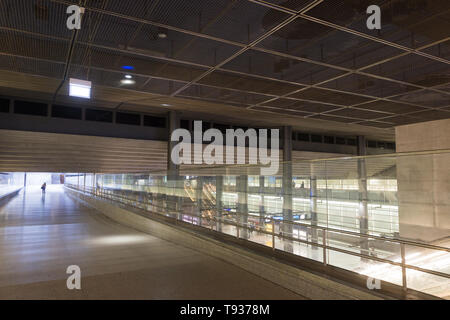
248;176;260;187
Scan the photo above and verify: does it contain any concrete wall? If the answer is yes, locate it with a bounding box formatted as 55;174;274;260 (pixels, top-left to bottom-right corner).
396;119;450;242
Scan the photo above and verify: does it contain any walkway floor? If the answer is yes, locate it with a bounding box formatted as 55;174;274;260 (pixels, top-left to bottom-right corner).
0;185;304;299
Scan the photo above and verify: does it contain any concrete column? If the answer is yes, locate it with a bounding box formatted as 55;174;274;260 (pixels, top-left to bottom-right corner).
310;172;318;244
259;175;265;227
167;111;182;218
396;119;450;241
167;111;180;180
215;175;223;231
237;175;249;239
357;136;369;257
196;176;203;225
282;126;293;253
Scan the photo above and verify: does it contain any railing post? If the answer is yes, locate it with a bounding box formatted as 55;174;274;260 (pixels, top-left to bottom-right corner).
272;220;275;251
323;229;327;265
401;243;407;292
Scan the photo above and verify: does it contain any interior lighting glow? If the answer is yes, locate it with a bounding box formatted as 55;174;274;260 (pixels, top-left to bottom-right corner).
69;78;91;99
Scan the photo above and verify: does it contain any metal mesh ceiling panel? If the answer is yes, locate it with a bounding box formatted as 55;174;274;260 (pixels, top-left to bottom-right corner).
0;0;449;132
222;49;346;84
392;89;450;108
180;84;273;106
365;54;450;87
257;18;404;69
307;0;450;48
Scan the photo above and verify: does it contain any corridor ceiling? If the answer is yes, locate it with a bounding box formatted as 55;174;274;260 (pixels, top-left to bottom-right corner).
0;0;449;139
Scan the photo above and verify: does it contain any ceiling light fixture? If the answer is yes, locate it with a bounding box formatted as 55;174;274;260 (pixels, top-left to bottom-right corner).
125;74;133;79
157;27;168;39
121;65;134;70
161;103;171;107
121;79;136;85
69;78;91;99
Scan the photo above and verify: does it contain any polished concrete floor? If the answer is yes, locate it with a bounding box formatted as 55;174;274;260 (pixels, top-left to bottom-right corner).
0;185;304;299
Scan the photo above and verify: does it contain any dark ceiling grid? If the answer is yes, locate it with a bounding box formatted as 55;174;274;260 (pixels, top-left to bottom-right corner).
249;35;450;121
49;0;334;109
244;35;450;110
392;87;450;108
298;2;450;65
312;62;450;122
242;0;450;119
79;0;444;126
76;2;118;82
305;0;450;50
25;1;450;73
38;0;450;102
0;0;449;130
52;0;88;94
247;36;450;110
420;40;450;61
250;0;450;62
364;53;450;88
131;1;244;98
167;0;313;97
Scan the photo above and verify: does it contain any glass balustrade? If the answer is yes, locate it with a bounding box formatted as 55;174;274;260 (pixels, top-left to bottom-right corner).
65;150;450;299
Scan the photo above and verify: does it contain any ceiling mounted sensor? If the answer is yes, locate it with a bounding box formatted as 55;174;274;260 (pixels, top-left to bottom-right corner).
157;27;168;39
69;78;91;99
262;0;361;40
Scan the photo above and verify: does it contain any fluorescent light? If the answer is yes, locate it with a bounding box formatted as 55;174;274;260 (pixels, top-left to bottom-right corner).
69;78;91;99
120;79;136;85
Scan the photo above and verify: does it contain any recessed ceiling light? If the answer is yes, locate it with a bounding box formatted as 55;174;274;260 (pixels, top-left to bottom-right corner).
161;103;171;107
125;74;133;79
69;78;91;99
157;27;168;39
121;79;136;85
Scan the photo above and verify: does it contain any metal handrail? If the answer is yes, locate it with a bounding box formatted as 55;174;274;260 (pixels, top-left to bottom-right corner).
77;183;449;253
66;184;450;295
